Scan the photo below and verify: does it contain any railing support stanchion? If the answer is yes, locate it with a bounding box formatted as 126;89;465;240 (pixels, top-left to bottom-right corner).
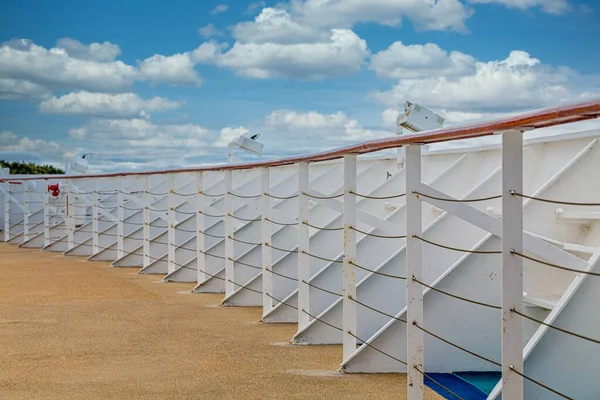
406;144;423;400
3;181;9;242
143;176;150;267
298;162;310;329
23;184;29;242
225;170;234;296
261;167;273;316
501;130;524;400
168;174;176;274
343;154;357;360
43;179;50;247
92;178;99;254
66;178;74;250
117;177;124;259
196;173;205;284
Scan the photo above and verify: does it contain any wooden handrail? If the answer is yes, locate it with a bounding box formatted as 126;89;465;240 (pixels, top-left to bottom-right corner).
2;98;599;182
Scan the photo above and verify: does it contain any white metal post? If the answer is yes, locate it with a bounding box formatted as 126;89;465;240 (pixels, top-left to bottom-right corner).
117;176;124;259
3;181;9;242
43;179;50;247
92;178;99;254
143;176;150;267
406;145;423;400
168;173;176;274
224;170;234;296
66;178;74;250
501;131;524;400
343;154;357;360
196;173;206;283
23;184;29;242
298;162;310;329
261;167;273;315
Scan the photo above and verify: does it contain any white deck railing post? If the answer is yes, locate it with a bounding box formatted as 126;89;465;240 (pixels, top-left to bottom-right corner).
66;178;74;250
43;179;50;247
343;154;357;360
143;176;150;267
406;144;423;400
261;167;273;315
23;184;29;242
168;173;176;274
298;162;310;329
501;131;524;400
3;181;9;242
225;170;234;296
92;178;99;254
117;177;124;259
196;172;206;283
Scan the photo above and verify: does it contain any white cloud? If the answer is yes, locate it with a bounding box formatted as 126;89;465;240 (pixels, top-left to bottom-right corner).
370;41;476;79
372;47;588;113
72;118;209;143
55;38;121;62
211;4;228;14
0;131;19;144
198;23;224;38
68;128;87;139
246;1;266;14
265;109;349;128
468;0;571;14
199;29;369;80
214;126;249;147
285;0;472;33
65;119;213;171
232;8;328;44
0;78;51;101
263;109;389;147
39;91;183;118
0;39;138;92
0;131;63;158
138;52;202;86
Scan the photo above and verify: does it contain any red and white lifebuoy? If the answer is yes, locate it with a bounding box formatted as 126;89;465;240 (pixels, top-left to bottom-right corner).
48;183;60;197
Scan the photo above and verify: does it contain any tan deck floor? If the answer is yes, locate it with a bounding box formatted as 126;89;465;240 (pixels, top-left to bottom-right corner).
0;244;442;400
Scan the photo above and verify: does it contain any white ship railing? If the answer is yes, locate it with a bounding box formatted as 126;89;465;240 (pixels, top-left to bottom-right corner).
2;99;600;400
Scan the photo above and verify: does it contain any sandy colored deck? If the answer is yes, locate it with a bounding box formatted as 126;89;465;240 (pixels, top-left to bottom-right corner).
0;244;442;400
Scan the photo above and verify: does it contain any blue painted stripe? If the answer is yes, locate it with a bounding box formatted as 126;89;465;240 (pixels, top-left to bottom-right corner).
424;373;488;400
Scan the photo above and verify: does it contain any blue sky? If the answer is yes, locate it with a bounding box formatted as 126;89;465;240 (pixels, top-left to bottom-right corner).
0;0;598;172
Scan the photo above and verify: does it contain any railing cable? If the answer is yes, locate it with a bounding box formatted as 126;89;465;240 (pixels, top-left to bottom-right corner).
350;226;406;239
228;258;262;270
228;236;261;246
348;295;406;323
302;191;343;199
414;191;501;203
414;234;501;254
265;192;298;200
302;221;343;231
412;276;501;310
228;191;261;199
266;243;298;253
301;309;342;331
511;250;600;277
301;280;342;297
228;213;261;222
302;250;342;264
508;366;573;400
266;217;298;226
349;261;406;280
414;322;500;367
349;190;405;199
511;308;600;345
511;191;600;206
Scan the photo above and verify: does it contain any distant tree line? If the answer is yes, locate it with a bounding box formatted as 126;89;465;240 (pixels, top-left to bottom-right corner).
0;160;64;175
